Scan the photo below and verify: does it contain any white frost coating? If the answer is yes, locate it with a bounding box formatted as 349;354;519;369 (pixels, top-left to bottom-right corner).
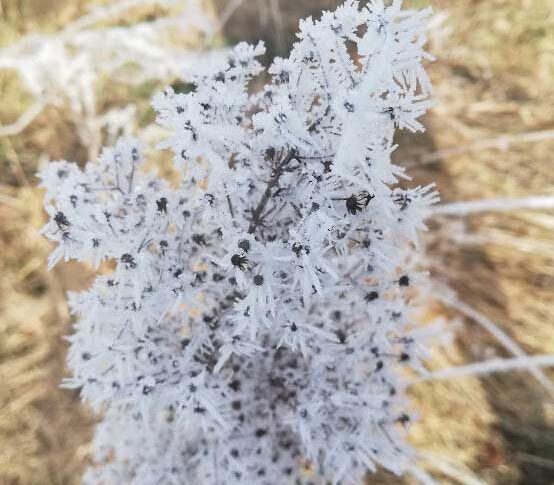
429;195;554;216
40;1;439;484
421;355;554;381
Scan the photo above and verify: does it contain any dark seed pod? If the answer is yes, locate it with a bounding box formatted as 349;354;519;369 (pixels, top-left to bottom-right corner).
156;197;168;213
231;254;249;271
345;192;374;215
365;291;379;302
399;275;410;287
121;253;136;269
238;239;251;252
54;211;70;227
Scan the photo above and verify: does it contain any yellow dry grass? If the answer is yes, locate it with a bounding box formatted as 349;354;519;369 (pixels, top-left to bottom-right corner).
401;0;554;482
0;1;553;484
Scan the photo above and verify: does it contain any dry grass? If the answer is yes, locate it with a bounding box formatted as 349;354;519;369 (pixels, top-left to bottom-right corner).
402;0;554;482
0;185;95;485
0;5;95;483
1;0;553;484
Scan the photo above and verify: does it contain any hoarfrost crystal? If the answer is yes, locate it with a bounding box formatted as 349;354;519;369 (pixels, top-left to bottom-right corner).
40;1;438;483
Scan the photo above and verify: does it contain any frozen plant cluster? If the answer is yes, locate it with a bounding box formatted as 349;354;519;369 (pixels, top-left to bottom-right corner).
40;1;438;484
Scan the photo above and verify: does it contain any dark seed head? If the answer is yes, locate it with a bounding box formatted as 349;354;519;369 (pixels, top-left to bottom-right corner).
192;234;207;246
212;273;225;282
238;239;251;252
120;253;136;269
365;291;379;302
346;195;362;215
346;192;374;215
278;70;290;84
336;329;347;344
292;242;309;256
397;413;410;425
344;101;355;112
231;254;248;271
54;211;70;227
156;197;168;213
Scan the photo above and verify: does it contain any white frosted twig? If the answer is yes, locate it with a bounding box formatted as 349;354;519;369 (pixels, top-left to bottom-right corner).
429;196;554;217
476;230;554;256
269;0;285;52
408;465;440;485
420;355;554;382
449;228;554;256
419;453;489;485
208;0;245;40
62;0;180;35
435;284;554;398
0;101;45;137
406;129;554;167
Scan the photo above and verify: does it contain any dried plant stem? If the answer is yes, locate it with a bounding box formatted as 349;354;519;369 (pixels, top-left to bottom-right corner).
435;284;554;398
406;129;554;167
419;453;489;485
421;354;554;382
0;101;45;137
429;195;554;217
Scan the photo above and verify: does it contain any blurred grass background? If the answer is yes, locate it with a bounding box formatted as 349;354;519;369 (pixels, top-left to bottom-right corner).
0;0;553;484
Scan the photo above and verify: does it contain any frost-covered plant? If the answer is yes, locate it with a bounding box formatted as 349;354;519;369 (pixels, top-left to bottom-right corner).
40;1;439;483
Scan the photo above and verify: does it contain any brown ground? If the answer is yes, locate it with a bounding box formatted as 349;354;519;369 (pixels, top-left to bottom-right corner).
1;1;553;484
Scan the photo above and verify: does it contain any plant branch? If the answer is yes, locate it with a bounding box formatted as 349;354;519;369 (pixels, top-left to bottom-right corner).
248;149;297;234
